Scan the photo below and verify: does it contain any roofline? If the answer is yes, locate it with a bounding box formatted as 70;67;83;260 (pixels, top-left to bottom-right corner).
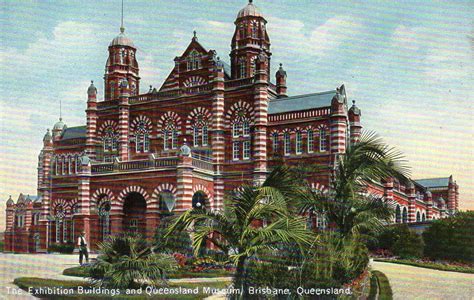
269;90;336;103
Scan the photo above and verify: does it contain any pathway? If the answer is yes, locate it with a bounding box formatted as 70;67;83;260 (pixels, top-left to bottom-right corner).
372;261;474;300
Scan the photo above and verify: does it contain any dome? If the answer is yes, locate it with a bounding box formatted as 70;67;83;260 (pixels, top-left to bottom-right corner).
53;118;67;131
87;80;97;97
237;0;263;19
349;100;361;115
43;129;52;142
276;63;287;78
6;196;14;206
109;28;135;47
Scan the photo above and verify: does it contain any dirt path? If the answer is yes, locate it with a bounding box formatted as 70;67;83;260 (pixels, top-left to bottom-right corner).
372;261;474;300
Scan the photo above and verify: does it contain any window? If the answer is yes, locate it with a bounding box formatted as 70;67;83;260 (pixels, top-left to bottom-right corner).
233;142;240;160
202;126;208;146
187;50;201;71
239;58;247;78
319;128;327;152
56;220;61;243
63;220;68;242
163;130;169;150
243;140;251;160
232;122;241;138
272;133;278;153
243;121;250;137
135;132;150;153
284;132;291;155
110;81;115;98
62;157;66;175
317;213;327;229
67;157;72;174
55;157;59;175
144;133;150;152
296;131;302;154
75;155;80;173
251;22;259;38
99;202;111;241
193;127;200;147
172;130;178;149
307;130;314;153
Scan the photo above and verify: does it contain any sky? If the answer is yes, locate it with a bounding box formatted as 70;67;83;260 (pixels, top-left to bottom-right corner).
0;0;473;230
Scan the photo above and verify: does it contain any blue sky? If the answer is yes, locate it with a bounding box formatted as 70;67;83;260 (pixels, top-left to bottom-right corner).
0;0;473;227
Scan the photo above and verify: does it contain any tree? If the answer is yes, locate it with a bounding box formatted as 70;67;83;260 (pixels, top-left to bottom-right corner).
154;215;192;255
299;131;410;237
165;166;314;297
89;233;177;289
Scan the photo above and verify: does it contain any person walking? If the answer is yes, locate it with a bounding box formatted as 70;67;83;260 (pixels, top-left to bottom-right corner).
78;231;89;265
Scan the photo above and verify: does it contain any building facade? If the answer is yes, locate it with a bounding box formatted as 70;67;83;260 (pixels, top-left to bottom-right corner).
4;1;459;253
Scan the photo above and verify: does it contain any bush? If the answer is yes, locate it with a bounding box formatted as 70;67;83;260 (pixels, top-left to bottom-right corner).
392;230;424;259
423;212;474;263
48;243;75;254
89;233;177;289
154;215;192;255
376;224;410;251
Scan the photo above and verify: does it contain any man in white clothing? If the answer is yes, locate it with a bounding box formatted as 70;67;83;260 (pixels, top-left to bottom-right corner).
78;231;89;265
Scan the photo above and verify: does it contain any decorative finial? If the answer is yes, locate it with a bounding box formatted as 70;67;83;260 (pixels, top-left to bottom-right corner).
120;0;125;33
352;100;356;105
193;30;197;41
279;63;283;67
249;0;253;3
91;80;94;84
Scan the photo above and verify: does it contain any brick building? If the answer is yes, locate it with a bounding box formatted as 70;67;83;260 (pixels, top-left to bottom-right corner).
4;1;459;253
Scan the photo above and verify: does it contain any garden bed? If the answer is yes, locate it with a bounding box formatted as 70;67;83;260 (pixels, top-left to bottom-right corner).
373;258;474;274
63;266;233;279
14;277;230;299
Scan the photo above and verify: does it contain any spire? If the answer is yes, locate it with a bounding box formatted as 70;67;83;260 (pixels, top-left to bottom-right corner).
120;0;125;33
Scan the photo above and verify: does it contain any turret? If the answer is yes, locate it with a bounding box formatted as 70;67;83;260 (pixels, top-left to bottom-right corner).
104;19;140;100
230;0;271;79
348;100;362;144
275;63;287;97
86;81;98;160
52;118;66;141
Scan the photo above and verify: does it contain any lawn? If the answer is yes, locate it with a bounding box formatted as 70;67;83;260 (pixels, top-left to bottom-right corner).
14;277;231;299
63;266;233;279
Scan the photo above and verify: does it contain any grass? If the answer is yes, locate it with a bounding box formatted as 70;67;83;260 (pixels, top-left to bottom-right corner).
374;258;474;274
14;277;231;299
370;271;392;300
63;266;233;279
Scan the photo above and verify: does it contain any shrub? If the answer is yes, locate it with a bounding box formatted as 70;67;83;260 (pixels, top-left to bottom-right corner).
392;230;424;259
48;243;75;254
423;212;474;263
154;215;192;255
89;233;177;289
376;224;411;251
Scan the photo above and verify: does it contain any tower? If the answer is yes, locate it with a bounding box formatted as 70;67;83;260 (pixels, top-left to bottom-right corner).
104;2;140;100
230;0;271;79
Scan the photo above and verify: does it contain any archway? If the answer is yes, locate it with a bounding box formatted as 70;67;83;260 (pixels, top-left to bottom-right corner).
192;191;208;209
159;191;176;215
395;205;401;223
98;200;111;241
402;207;408;223
123;192;147;236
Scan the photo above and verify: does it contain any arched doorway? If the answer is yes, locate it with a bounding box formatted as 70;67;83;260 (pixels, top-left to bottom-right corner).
402;207;408;223
192;191;208;209
395;205;401;223
123;192;147;236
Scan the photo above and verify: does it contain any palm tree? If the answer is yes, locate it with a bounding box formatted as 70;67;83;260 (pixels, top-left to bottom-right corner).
165;167;314;295
89;233;177;289
299;131;410;236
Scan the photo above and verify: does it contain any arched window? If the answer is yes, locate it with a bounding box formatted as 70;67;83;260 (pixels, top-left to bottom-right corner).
163;130;169;150
416;211;421;222
422;212;426;222
272;132;279;153
296;131;302;154
135;123;150;153
395;205;401;223
103;126;118;153
55;156;59;175
110;81;115;98
319;128;328;152
172;130;178;149
75;155;80;173
402;207;408;223
284;132;291;156
98;201;111;241
307;130;314;153
239;24;245;38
